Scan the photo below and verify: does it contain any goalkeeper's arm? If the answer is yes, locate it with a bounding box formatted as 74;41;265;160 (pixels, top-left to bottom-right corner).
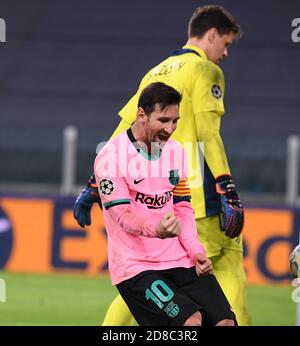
195;111;244;238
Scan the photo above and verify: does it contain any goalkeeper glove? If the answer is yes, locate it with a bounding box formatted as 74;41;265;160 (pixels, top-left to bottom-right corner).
73;174;101;227
216;174;244;238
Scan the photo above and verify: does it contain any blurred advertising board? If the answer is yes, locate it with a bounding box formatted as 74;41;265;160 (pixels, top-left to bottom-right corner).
0;195;299;284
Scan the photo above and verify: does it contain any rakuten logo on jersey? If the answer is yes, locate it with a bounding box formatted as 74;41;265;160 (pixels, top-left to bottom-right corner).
135;191;173;209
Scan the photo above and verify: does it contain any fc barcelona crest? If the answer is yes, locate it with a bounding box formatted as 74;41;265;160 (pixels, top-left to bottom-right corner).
169;169;180;185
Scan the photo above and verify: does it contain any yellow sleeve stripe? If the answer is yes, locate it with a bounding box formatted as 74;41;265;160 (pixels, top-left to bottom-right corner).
176;181;189;187
173;190;191;197
178;178;188;183
173;186;191;197
175;184;189;189
173;178;191;196
174;186;190;191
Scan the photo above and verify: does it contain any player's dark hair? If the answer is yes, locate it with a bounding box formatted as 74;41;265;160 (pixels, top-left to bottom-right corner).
188;5;241;39
138;82;182;115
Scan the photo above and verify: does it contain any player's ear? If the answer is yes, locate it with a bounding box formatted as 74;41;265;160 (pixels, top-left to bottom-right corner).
136;107;146;123
208;28;218;44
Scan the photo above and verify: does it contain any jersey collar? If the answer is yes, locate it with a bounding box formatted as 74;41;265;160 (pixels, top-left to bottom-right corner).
182;45;208;60
127;128;162;161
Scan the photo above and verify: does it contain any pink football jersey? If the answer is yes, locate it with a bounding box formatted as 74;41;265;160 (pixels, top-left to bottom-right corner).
94;129;205;285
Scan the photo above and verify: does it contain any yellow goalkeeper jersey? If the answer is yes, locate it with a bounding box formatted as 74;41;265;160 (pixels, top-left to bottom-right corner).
118;45;231;219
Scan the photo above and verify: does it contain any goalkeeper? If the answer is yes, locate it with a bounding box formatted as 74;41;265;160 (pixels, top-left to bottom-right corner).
74;5;250;325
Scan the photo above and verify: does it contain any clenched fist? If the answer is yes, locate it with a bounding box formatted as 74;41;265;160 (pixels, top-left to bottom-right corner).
156;213;181;239
194;253;212;276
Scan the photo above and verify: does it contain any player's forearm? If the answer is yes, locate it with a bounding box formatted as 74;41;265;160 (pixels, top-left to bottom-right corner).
204;134;231;178
174;201;205;259
109;118;131;140
194;111;230;177
108;204;158;238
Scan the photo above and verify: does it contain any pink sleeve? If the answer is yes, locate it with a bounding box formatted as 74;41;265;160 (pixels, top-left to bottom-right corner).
174;201;206;260
108;204;158;238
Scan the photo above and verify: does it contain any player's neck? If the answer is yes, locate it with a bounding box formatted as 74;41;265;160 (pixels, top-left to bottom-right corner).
130;124;151;154
186;38;209;57
130;124;160;156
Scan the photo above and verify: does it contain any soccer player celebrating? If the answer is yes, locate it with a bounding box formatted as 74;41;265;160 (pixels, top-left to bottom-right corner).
74;5;250;325
94;82;236;326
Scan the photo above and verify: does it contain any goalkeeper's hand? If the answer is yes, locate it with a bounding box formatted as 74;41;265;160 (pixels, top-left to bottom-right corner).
73;174;102;227
216;174;244;239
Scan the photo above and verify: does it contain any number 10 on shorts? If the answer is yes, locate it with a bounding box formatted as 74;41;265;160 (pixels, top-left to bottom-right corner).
145;280;179;317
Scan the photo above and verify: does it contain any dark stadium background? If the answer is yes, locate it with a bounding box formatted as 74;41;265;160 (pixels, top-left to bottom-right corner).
0;0;299;197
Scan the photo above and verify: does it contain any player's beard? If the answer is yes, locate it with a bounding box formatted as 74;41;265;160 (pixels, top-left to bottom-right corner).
157;132;170;143
155;134;169;150
145;134;165;154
